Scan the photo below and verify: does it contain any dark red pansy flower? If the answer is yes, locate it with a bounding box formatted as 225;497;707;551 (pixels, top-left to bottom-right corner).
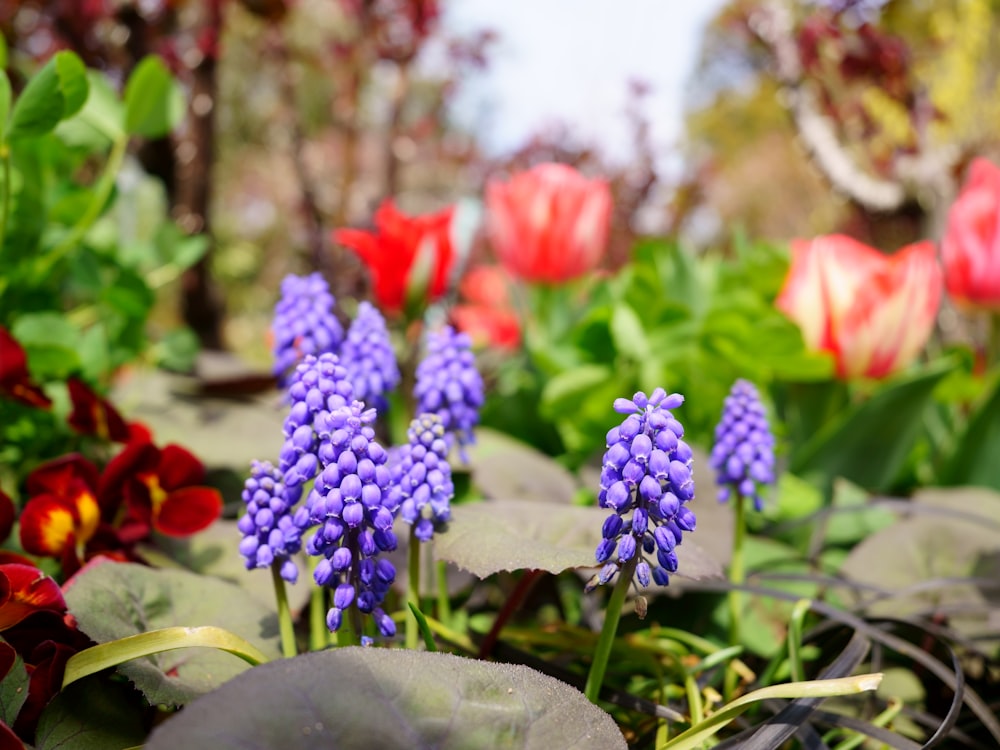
0;565;66;631
100;441;222;542
66;377;131;443
0;327;51;409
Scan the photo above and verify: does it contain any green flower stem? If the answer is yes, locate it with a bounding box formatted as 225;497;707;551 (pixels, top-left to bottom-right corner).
787;598;812;683
270;562;297;659
0;145;10;254
725;490;747;701
406;525;421;650
684;672;704;727
435;558;451;624
307;545;328;651
584;556;637;704
828;697;902;750
41;134;127;274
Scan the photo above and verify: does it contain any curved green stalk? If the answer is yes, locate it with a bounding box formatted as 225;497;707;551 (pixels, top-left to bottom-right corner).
0;145;10;253
271;562;297;659
62;626;270;689
435;558;451;624
584;556;637;703
725;490;747;700
406;525;421;649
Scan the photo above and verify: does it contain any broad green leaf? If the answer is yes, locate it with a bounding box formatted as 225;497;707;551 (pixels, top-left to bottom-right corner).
467;428;578;503
610;302;650;362
0;639;27;727
10;312;81;379
124;55;185;137
791;361;955;492
435;499;723;581
941;377;1000;489
7;51;88;139
63;72;124;144
63;560;282;706
146;648;627;750
34;676;146;750
839;487;1000;646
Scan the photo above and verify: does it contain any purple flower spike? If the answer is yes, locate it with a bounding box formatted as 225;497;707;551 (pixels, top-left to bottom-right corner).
239;460;302;583
296;400;399;638
413;326;484;461
272;273;344;387
591;389;695;590
709;380;775;511
388;413;455;542
339;301;400;413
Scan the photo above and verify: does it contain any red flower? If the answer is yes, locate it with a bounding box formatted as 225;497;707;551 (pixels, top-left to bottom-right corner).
0;326;51;409
0;564;66;631
486;163;612;283
66;377;131;442
776;235;942;379
19;456;105;574
100;440;222;543
451;265;521;350
942;158;1000;311
334;199;456;314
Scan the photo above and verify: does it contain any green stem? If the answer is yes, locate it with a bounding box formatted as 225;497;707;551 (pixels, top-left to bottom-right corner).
307;545;328;651
584;556;637;704
41;135;127;273
270;562;297;659
725;490;747;701
406;525;421;649
0;145;10;252
435;558;451;624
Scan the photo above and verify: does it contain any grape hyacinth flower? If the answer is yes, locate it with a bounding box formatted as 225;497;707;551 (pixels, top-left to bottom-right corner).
297;401;399;638
413;326;484;459
239;354;355;587
339;301;400;413
272;273;344;387
709;379;775;511
391;414;455;542
593;388;696;590
238;461;302;583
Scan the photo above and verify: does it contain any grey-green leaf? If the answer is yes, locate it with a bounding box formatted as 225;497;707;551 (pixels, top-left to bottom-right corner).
124;55;185;138
63;560;282;706
435;499;723;580
0;639;28;727
34;677;147;750
146;648;626;750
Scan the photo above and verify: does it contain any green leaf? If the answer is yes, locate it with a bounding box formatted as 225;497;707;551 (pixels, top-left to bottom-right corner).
435;499;723;580
124;55;185;138
7;51;89;139
0;639;28;727
62;72;124;145
839;487;1000;646
146;648;627;750
10;312;81;379
791;360;955;492
941;377;1000;489
63;560;283;707
34;676;147;750
466;428;578;504
610;302;650;362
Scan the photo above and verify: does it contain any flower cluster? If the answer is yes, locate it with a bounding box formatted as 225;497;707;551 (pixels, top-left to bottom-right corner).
593;389;696;590
298;402;398;637
271;273;344;386
390;414;454;542
238;461;301;583
339;301;400;413
709;380;775;511
413;326;484;457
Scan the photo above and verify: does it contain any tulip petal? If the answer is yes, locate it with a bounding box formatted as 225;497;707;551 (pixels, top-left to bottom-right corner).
154;486;222;536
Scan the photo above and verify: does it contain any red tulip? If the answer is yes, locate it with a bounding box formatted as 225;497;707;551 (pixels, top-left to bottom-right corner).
942;158;1000;311
486;163;612;283
776;235;942;379
334;199;456;314
452;265;521;350
0;326;51;409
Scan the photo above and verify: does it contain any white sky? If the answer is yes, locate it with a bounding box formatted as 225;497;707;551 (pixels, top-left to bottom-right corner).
442;1;728;166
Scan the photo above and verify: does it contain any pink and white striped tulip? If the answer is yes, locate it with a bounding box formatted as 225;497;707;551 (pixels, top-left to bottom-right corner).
486;163;612;283
776;235;942;379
